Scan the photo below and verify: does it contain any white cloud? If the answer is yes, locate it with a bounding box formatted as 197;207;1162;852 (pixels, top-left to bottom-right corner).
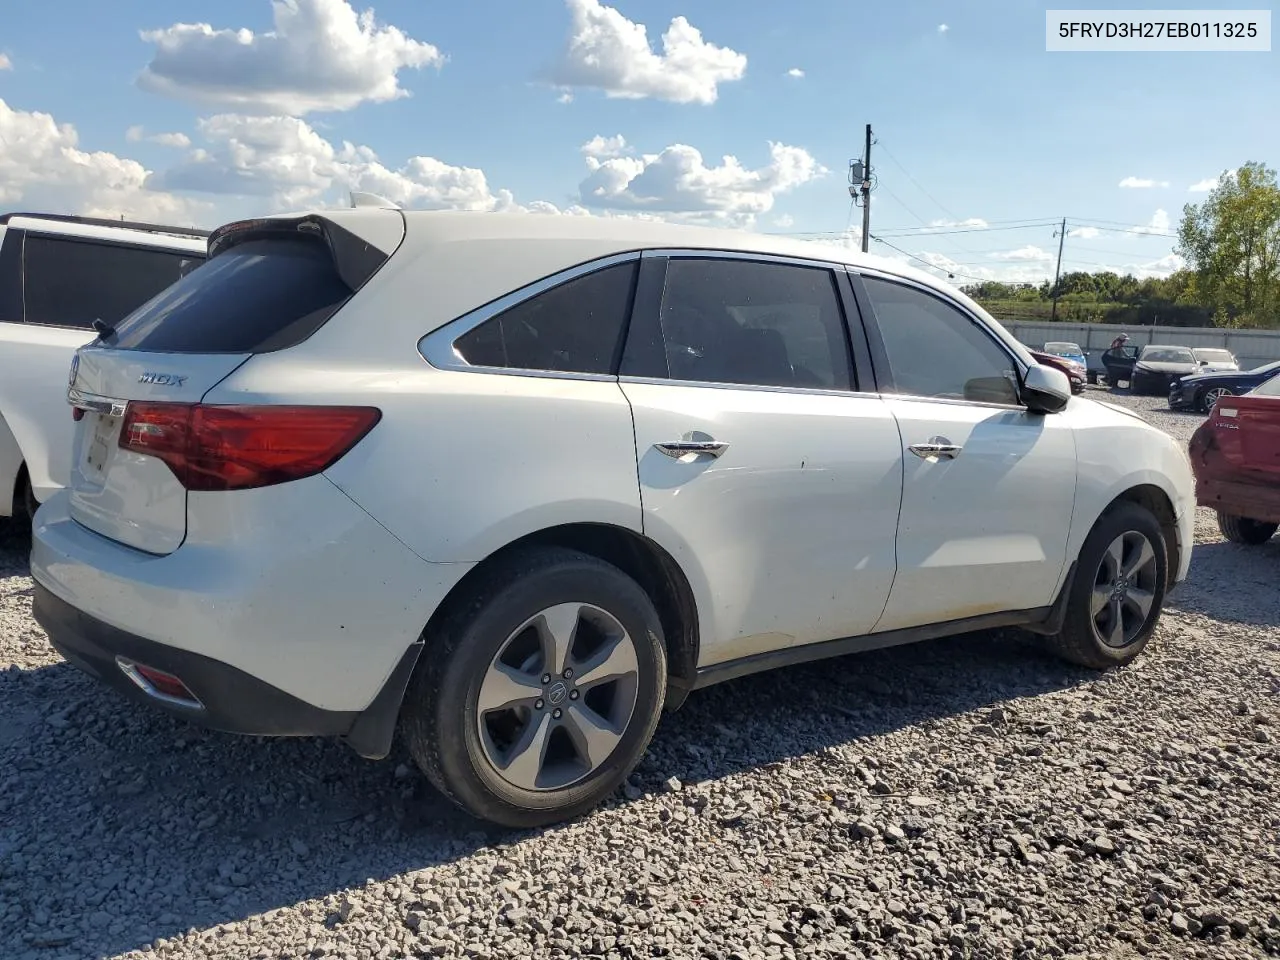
1189;171;1232;192
1119;176;1169;189
152;113;531;214
126;125;192;148
1128;208;1172;235
547;0;746;105
992;245;1053;262
138;0;444;115
773;214;794;228
581;134;630;160
578;139;825;225
1068;226;1102;239
937;24;950;33
0;54;12;71
786;67;805;78
0;98;207;223
924;217;988;231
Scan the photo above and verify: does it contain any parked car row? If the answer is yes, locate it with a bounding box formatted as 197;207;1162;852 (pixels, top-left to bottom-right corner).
0;205;1209;827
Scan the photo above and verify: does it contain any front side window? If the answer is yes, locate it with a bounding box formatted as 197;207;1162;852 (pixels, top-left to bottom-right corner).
23;235;202;329
454;261;638;375
862;275;1020;405
654;258;852;391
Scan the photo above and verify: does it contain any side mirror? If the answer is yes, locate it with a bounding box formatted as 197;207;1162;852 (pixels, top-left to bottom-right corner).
1023;364;1072;414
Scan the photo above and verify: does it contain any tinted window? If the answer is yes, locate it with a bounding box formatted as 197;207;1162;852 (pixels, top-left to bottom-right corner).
24;235;202;330
862;276;1019;405
111;237;351;353
0;229;22;323
1141;347;1195;363
455;261;637;375
655;258;851;390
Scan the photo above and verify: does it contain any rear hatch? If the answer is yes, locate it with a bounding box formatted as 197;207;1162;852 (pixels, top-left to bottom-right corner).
66;211;404;554
1203;393;1280;481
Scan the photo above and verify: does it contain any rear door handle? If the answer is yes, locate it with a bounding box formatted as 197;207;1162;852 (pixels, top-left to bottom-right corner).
909;437;963;461
655;439;730;459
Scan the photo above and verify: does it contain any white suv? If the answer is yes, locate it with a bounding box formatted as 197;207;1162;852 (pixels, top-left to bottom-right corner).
0;213;207;529
31;209;1195;827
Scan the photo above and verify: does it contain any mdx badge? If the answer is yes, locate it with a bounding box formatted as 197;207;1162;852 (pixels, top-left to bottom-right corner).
138;371;187;387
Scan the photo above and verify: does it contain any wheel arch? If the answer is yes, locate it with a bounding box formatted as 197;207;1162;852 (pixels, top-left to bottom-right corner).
422;522;701;712
1103;483;1180;590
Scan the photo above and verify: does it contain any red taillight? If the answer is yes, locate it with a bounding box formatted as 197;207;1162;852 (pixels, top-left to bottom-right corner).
133;663;196;701
119;402;381;491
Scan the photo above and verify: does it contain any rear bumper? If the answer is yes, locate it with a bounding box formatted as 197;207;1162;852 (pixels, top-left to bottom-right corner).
1196;476;1280;526
34;581;356;736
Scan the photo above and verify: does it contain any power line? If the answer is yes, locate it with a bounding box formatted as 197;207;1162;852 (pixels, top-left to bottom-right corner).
875;141;964;224
869;235;997;284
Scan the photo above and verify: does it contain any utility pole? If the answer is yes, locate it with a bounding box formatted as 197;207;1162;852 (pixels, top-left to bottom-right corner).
1050;217;1066;321
860;124;872;252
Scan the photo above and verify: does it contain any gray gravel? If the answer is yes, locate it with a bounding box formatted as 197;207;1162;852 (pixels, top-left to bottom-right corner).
2;385;1279;960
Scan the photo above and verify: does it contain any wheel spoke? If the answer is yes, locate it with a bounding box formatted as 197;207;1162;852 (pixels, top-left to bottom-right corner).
562;702;623;768
1090;584;1112;616
536;604;581;677
1103;537;1124;580
1122;536;1155;580
1107;597;1126;646
575;633;639;689
477;663;542;713
1124;586;1155;620
500;711;553;790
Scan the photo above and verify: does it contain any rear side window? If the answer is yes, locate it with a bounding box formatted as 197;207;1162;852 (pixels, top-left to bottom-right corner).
23;235;202;330
654;258;852;391
454;261;638;375
111;238;351;353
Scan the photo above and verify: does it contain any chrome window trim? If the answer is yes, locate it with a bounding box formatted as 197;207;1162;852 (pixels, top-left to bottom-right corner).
641;247;850;271
848;265;1032;408
618;374;883;401
417;251;642;379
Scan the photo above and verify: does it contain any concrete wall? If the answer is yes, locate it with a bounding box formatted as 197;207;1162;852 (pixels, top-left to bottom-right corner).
999;320;1280;371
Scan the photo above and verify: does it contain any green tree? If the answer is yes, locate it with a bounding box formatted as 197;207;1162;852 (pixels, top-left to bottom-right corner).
1178;161;1280;328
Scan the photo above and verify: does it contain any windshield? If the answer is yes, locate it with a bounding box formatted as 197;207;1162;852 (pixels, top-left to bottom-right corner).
1043;342;1082;357
1140;346;1195;364
1193;348;1234;362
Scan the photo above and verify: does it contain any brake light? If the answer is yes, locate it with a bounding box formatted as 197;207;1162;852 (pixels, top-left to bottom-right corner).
119;403;381;491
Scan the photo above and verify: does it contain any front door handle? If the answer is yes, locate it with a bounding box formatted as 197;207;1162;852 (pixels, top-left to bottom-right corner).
909;436;963;461
655;439;730;459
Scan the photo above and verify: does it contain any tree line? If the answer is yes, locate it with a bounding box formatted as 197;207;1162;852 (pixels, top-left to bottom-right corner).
965;161;1280;329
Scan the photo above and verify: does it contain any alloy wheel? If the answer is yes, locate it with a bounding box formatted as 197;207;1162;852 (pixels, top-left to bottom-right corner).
475;602;640;791
1090;531;1160;648
1203;386;1232;412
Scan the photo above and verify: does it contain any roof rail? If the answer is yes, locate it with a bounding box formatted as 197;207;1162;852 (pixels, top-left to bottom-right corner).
0;211;210;239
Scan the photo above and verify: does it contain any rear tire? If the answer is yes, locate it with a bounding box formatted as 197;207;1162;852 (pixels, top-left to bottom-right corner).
1048;503;1168;670
1217;511;1277;545
401;546;667;828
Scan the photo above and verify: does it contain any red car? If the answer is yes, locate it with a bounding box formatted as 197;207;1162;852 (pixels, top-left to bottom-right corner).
1029;350;1086;395
1188;382;1280;545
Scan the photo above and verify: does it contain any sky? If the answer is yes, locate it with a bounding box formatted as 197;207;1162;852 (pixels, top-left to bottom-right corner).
0;0;1275;284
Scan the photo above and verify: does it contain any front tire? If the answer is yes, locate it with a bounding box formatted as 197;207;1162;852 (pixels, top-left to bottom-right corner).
401;546;667;828
1217;511;1277;545
1200;386;1233;414
1048;503;1168;670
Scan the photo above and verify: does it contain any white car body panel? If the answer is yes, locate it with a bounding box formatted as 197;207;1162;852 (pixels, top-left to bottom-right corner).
211;358;645;565
621;381;903;664
875;397;1078;631
0;219;206;513
31;478;471;711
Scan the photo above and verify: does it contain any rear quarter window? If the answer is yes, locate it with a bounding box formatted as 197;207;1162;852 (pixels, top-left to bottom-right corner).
111;237;353;353
23;234;202;329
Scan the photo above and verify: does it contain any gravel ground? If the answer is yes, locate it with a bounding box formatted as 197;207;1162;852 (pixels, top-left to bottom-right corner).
2;386;1278;960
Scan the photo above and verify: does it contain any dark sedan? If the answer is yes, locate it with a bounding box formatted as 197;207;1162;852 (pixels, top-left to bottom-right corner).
1129;345;1201;395
1169;359;1280;412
